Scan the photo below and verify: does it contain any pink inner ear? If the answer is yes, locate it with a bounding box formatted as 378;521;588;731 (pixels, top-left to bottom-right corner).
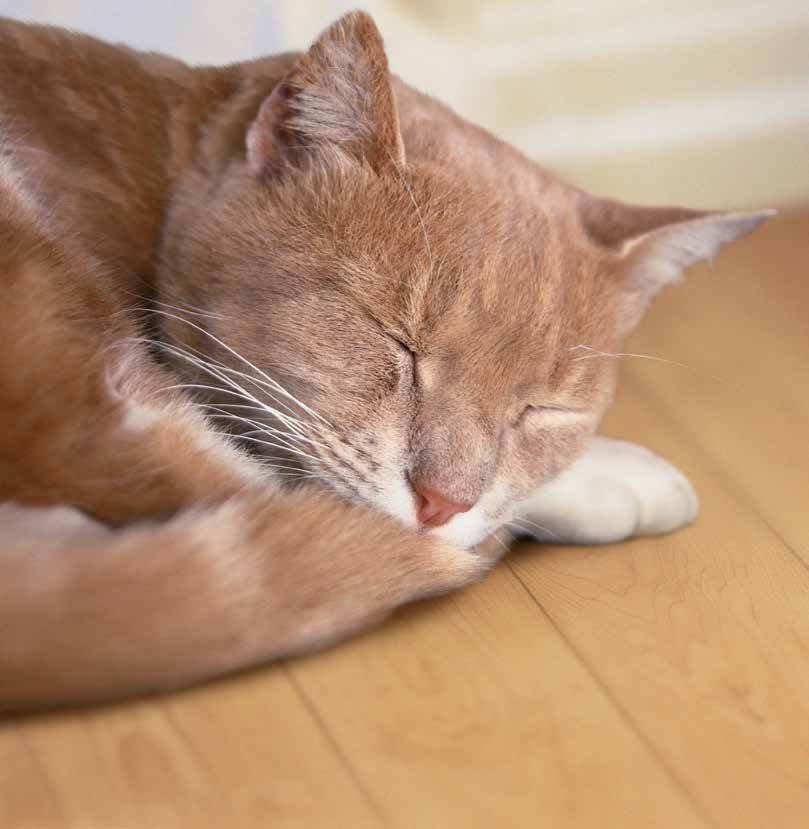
246;84;290;177
618;209;775;300
577;193;774;295
244;11;405;178
578;194;707;250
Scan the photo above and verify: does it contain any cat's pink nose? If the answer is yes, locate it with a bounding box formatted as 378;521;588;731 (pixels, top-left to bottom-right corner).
409;478;475;527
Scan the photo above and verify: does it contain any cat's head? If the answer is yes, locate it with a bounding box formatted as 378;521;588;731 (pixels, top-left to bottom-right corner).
158;11;771;548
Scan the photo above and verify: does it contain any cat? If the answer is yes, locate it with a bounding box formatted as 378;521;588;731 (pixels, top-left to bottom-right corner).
0;11;771;709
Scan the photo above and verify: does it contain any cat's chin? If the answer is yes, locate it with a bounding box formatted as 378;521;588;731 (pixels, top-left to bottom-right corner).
429;509;504;550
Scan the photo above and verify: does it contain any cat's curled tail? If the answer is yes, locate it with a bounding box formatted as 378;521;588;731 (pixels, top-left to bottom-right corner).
0;491;483;710
0;149;487;711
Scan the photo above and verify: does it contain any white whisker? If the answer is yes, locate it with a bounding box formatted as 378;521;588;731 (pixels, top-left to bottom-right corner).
491;532;512;556
148;297;225;321
202;407;330;452
165;339;313;434
385;146;434;276
568;344;728;384
144;338;314;439
509;516;560;541
133;308;333;427
208;431;323;466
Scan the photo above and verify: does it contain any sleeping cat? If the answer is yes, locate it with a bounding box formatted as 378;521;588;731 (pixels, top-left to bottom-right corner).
0;11;770;709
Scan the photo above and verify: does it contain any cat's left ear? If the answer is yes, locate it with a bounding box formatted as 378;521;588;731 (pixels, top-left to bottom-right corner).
246;11;405;177
579;194;775;302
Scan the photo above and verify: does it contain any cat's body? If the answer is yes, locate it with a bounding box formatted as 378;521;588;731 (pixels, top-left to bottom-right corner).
0;13;769;709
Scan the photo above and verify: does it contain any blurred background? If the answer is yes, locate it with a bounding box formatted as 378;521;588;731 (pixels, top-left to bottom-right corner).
3;0;808;209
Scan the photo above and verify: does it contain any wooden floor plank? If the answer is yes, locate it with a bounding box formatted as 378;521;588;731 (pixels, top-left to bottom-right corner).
1;670;381;829
162;670;383;829
0;726;66;828
288;564;707;829
511;374;809;829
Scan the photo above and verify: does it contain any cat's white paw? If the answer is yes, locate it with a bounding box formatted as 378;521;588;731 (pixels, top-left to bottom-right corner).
514;437;698;545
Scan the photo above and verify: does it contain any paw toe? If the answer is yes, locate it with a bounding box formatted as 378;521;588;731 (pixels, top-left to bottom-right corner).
635;464;699;536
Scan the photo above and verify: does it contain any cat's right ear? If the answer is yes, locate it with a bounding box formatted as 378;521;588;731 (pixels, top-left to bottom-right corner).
246;11;405;178
577;193;774;333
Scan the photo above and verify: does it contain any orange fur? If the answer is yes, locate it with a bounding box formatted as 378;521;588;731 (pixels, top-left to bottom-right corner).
0;12;769;709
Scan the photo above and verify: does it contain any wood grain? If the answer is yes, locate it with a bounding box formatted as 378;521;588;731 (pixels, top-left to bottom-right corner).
2;210;807;828
512;380;809;828
288;565;705;828
1;671;381;829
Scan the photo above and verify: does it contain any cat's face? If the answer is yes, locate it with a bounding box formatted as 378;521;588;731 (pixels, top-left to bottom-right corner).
158;11;769;547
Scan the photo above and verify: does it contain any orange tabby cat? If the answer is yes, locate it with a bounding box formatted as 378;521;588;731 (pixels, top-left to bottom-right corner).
0;11;770;709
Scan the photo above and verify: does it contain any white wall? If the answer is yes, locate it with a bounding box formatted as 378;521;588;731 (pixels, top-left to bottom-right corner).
0;0;291;64
3;0;808;209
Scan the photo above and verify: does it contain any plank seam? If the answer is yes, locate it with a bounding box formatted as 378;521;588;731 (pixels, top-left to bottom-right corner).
504;559;718;829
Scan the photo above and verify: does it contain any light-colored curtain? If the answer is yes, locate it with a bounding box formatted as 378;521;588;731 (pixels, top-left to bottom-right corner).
3;0;808;208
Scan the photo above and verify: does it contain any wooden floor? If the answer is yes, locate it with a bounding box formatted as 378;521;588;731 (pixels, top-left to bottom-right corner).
2;209;808;829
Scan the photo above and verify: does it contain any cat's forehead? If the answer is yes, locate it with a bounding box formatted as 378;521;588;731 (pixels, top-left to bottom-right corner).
329;165;570;288
371;184;593;330
268;156;609;368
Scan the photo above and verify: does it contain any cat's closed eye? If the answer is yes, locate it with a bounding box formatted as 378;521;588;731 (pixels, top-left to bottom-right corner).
391;335;417;366
392;336;416;356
